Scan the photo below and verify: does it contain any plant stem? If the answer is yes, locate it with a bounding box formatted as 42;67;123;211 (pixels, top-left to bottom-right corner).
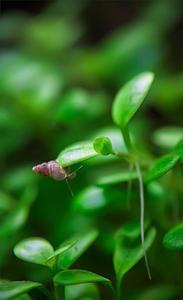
135;161;152;280
120;126;151;280
121;126;133;153
116;279;121;300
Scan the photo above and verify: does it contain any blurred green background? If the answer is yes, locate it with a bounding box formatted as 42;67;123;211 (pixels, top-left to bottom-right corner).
0;0;183;299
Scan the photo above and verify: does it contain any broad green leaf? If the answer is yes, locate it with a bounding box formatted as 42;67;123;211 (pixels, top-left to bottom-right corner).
73;186;124;214
0;280;41;300
145;153;179;183
163;223;183;250
153;126;183;150
65;283;100;300
57;141;98;167
57;230;98;269
54;269;110;286
14;237;54;267
93;137;113;156
112;72;154;128
0;187;37;239
96;170;138;186
113;227;156;281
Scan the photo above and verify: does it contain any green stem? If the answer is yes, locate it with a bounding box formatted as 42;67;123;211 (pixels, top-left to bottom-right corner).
54;285;65;300
116;279;121;300
121;126;133;153
39;286;56;300
120;125;151;280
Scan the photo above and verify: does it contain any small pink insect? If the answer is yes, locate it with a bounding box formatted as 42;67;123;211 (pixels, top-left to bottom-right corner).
32;160;76;181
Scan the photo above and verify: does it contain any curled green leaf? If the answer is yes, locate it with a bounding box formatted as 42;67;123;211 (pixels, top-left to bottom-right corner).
93;137;113;155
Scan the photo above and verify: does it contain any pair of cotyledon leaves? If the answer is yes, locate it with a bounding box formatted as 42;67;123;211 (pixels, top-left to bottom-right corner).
1;230;110;299
2;221;157;299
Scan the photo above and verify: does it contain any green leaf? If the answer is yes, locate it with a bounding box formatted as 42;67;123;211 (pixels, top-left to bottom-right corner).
57;230;98;269
91;127;127;153
96;170;138;186
153;126;183;150
115;219;150;240
113;227;156;281
0;191;14;214
14;237;54;267
112;72;154;128
0;280;41;300
145;153;179;183
73;186;124;214
54;269;110;286
15;294;32;300
175;139;183;160
57;141;98;167
93;137;113;155
136;285;178;300
0;187;37;239
47;239;77;264
163;223;183;250
65;283;100;300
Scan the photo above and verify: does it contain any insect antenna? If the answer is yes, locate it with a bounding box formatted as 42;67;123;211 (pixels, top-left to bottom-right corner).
66;178;74;197
70;165;84;176
65;165;83;197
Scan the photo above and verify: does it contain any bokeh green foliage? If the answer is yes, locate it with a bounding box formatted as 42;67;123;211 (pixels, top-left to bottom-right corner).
0;0;183;299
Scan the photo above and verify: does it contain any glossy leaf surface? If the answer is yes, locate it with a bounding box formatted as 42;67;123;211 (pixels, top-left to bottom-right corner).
112;72;154;128
57;141;98;167
14;238;54;267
